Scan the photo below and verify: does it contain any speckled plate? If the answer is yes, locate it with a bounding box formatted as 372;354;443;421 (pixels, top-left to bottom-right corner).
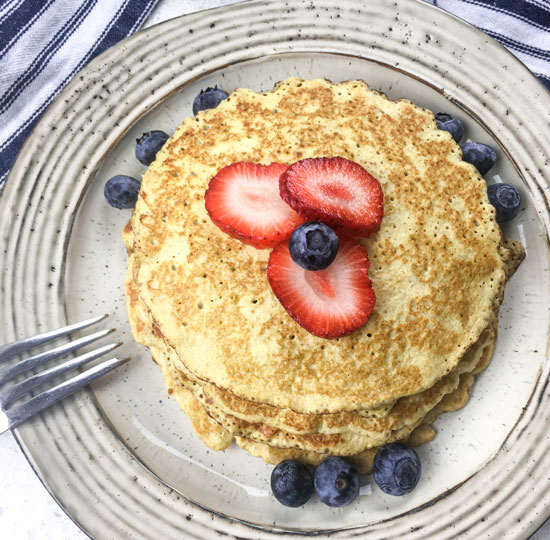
1;0;550;538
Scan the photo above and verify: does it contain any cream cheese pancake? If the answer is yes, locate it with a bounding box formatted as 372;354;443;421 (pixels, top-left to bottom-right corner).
124;250;489;470
125;231;523;464
124;78;524;470
129;78;518;415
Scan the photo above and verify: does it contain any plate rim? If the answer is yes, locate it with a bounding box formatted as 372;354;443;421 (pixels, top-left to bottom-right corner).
2;0;550;538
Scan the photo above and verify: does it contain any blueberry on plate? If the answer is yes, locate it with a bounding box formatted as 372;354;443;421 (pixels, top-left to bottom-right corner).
460;141;497;176
192;86;229;116
135;130;169;166
487;183;521;223
314;457;360;507
435;112;463;143
372;443;421;496
270;460;314;507
104;175;140;209
289;222;339;271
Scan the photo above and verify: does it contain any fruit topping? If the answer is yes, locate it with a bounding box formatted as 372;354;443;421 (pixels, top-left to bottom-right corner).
104;175;140;209
280;157;384;237
135;130;169;166
289;222;339;271
435;112;464;143
192;86;229;115
314;457;360;507
372;443;421;496
487;183;521;223
205;162;304;249
270;460;314;507
267;235;375;338
460;141;497;176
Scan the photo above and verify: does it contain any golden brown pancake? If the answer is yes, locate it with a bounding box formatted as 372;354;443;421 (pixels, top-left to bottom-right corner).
234;372;475;474
130;78;513;414
124;78;524;468
124;238;503;438
124;239;523;459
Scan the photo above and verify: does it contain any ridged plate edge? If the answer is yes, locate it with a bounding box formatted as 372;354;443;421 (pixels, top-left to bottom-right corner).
1;1;549;538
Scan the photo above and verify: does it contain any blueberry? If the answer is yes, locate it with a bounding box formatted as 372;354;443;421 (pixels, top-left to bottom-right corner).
289;222;339;271
270;460;314;507
104;175;140;209
487;183;521;223
192;86;229;116
372;443;421;496
435;112;464;143
460;141;497;176
135;130;169;166
314;457;360;507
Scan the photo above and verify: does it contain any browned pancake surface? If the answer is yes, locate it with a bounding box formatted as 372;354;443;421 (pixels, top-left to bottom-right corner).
131;78;512;414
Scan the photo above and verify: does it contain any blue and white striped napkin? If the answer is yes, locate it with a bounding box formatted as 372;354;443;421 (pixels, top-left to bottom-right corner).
424;0;550;90
1;0;549;192
0;0;157;191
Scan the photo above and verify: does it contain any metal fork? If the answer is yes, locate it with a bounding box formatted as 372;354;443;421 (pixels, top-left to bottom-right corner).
0;315;128;434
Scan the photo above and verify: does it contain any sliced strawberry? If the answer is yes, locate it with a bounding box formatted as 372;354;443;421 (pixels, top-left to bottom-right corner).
205;162;305;249
267;235;376;339
279;157;384;237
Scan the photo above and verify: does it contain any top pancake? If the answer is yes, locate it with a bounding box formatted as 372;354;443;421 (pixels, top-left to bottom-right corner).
131;78;508;414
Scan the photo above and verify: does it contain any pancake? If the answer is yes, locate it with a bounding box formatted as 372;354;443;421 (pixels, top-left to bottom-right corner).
124;240;523;458
124;77;524;469
129;279;479;471
157;361;463;474
124;240;501;440
130;78;512;414
235;372;476;474
165;316;493;437
125;252;459;444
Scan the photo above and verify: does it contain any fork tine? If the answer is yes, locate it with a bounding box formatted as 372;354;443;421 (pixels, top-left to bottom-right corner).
0;328;115;385
0;314;108;362
4;357;129;432
0;341;122;406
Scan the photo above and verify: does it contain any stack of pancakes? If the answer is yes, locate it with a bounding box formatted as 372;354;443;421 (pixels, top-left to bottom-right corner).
124;79;524;472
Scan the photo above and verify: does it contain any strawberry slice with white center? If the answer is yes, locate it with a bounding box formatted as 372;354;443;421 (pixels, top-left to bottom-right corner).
267;235;376;338
279;157;384;237
205;162;305;249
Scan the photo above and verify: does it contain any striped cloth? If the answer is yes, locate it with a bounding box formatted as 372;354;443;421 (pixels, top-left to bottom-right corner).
0;0;157;191
424;0;550;90
1;0;549;191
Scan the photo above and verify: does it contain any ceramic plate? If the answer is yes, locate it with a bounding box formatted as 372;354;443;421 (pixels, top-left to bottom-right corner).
1;1;549;538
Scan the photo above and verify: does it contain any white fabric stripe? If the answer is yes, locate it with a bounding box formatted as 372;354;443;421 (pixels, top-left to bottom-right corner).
0;1;130;155
0;0;24;22
0;0;98;114
511;48;550;76
0;1;77;96
466;0;550;32
129;0;155;33
525;0;550;13
0;0;57;58
0;0;97;116
0;0;128;148
437;0;550;47
488;30;550;62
